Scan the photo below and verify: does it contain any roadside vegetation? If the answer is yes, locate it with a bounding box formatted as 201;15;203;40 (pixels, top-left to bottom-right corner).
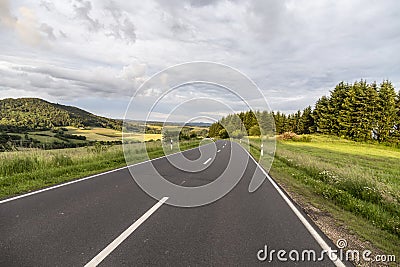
210;80;400;145
244;134;400;258
0;140;202;200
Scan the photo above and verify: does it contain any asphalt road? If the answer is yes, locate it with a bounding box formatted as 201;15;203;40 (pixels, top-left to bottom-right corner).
0;140;349;266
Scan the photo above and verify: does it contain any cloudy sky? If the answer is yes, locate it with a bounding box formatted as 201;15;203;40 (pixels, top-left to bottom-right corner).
0;0;399;120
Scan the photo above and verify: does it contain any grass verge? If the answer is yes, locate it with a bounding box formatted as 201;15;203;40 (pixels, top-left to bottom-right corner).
0;140;201;200
243;135;400;263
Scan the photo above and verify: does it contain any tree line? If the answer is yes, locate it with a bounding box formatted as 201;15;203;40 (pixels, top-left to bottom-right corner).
209;80;400;143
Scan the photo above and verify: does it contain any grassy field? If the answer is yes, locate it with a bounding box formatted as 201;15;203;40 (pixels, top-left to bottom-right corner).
9;132;73;145
7;127;163;146
245;135;400;259
66;126;162;142
0;140;201;199
5;124;209;148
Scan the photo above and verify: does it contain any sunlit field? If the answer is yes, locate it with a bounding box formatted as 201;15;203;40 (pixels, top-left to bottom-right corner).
66;126;162;142
0;140;200;199
245;134;400;257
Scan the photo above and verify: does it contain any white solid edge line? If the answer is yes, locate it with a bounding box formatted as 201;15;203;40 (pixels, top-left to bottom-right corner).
0;145;203;204
84;196;169;267
240;143;346;267
203;157;212;165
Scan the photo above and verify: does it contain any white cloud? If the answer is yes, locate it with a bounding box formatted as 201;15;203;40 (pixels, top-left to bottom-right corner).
0;0;399;119
0;2;44;46
0;59;148;100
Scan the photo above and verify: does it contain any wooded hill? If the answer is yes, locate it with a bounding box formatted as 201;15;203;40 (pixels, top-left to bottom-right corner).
209;80;400;143
0;98;122;132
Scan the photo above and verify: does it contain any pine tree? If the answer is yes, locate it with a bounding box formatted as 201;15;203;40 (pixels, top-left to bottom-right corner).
313;96;332;134
363;81;379;140
395;90;400;135
273;112;285;134
351;80;369;140
375;80;397;142
299;106;314;134
330;82;350;135
259;111;275;135
293;110;301;134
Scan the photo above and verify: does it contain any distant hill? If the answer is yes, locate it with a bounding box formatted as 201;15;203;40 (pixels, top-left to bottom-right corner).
126;120;212;127
0;98;122;132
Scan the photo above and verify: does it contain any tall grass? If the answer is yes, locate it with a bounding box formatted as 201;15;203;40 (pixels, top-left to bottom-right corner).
0;145;122;177
0;140;201;199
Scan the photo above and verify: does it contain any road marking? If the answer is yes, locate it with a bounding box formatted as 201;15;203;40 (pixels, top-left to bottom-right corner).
240;144;346;267
85;197;169;267
180;180;186;185
217;150;221;153
0;144;210;204
203;157;212;165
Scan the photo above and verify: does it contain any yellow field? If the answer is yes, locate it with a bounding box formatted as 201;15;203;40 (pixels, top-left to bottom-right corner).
65;127;120;141
123;133;162;142
65;127;161;142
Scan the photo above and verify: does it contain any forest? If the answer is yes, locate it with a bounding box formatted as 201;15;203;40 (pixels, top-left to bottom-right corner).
209;80;400;143
0;98;122;132
0;98;123;151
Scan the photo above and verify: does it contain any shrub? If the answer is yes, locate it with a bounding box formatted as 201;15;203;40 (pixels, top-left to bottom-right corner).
278;132;297;140
293;135;312;142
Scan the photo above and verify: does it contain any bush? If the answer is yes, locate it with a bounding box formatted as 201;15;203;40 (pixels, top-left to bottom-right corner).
231;130;244;139
278;132;312;142
249;125;261;136
87;142;109;154
278;132;298;140
218;129;228;139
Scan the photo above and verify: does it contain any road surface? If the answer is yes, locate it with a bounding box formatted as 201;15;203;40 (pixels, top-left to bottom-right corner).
0;140;349;266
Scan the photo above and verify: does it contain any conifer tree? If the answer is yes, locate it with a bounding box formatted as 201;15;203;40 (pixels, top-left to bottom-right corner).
299;106;314;134
330;82;350;135
375;80;397;142
313;96;332;134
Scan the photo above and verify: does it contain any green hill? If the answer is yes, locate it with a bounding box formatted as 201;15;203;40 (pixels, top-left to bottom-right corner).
0;98;122;132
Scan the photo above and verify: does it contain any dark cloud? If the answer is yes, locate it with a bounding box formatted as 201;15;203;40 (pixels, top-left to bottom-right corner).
39;23;56;40
39;1;54;12
104;0;136;43
59;30;67;38
73;0;102;31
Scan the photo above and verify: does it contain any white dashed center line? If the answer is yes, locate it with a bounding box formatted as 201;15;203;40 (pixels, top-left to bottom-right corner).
203;157;212;165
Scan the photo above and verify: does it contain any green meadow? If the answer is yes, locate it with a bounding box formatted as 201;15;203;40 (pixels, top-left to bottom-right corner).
0;140;201;200
246;135;400;257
